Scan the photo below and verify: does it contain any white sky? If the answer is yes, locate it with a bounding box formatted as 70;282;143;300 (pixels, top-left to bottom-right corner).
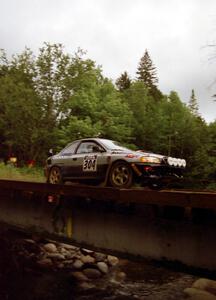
1;0;216;122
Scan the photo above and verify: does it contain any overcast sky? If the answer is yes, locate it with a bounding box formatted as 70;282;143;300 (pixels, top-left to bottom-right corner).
1;0;216;122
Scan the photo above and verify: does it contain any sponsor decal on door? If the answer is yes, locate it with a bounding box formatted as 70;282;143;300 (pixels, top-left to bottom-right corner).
83;155;97;172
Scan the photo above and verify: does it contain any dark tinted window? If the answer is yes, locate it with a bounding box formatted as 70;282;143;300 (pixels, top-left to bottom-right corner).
76;142;102;154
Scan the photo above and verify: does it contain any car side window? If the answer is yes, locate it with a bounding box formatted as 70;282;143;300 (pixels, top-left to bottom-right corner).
76;142;102;154
61;141;79;156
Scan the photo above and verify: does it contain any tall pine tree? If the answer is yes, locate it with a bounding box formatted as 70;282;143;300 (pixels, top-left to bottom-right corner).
136;49;158;88
188;89;199;116
116;71;131;91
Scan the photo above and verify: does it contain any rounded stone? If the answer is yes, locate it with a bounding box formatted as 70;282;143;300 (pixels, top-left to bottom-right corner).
81;255;95;264
107;255;119;266
79;282;96;290
94;252;107;262
47;253;65;260
192;278;216;295
97;262;109;274
37;258;53;268
83;268;102;279
57;263;64;269
73;259;84;269
43;243;57;253
184;287;216;300
70;271;89;282
110;271;126;283
81;248;94;255
59;243;78;251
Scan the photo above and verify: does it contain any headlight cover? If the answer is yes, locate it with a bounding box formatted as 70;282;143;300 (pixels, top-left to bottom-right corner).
167;157;186;168
139;156;161;164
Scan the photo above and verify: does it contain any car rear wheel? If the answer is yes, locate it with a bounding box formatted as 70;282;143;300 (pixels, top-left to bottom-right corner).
109;161;133;188
48;167;63;184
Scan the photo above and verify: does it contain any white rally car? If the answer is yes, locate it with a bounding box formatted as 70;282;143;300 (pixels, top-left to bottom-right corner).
45;138;186;189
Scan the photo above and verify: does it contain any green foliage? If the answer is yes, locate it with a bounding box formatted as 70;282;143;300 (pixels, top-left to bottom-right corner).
0;163;45;182
58;79;133;145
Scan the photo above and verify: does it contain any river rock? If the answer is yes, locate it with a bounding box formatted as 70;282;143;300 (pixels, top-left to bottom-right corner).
81;255;95;264
43;243;57;253
97;262;109;274
73;259;84;269
57;263;64;269
184;287;216;299
192;278;216;295
110;271;126;283
23;239;41;254
70;271;89;282
79;282;96;290
94;252;107;262
63;250;77;259
80;248;94;255
47;253;65;260
23;238;36;244
83;268;102;279
107;255;119;266
59;243;78;251
37;258;53;268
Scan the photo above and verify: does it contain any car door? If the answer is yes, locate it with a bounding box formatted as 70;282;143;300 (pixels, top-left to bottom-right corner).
56;141;80;178
72;141;109;180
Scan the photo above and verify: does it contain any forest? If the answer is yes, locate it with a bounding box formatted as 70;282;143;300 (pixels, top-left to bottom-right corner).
0;43;215;181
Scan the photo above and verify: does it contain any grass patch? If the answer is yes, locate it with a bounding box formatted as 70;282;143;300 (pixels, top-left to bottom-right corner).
0;163;45;182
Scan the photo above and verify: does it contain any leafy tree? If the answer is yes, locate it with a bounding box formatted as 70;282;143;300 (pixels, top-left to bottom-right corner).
56;116;101;148
58;79;133;145
0;44;102;162
121;81;154;148
96;80;133;142
0;71;50;163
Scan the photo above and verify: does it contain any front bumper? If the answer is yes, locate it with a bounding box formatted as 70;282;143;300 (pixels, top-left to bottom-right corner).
132;163;184;181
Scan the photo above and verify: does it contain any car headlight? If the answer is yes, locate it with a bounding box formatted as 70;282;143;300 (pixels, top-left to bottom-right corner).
139;156;161;164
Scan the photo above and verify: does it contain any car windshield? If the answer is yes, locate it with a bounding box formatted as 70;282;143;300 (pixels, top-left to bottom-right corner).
100;139;131;151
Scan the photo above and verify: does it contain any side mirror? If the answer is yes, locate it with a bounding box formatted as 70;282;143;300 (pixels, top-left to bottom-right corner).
48;149;54;156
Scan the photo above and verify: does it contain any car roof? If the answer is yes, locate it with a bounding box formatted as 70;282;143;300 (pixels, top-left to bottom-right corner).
71;138;112;143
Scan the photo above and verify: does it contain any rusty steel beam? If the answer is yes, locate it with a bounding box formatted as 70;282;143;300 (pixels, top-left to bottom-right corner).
0;179;215;209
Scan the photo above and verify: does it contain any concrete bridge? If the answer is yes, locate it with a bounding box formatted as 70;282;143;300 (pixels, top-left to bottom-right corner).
0;179;215;270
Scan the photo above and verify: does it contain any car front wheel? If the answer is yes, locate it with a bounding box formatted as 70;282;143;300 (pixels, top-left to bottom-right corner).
48;167;63;184
109;161;133;188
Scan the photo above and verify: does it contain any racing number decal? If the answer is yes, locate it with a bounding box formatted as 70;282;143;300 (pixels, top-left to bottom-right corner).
83;155;97;172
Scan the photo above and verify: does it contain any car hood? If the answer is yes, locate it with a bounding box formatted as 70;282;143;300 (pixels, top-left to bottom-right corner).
111;149;166;160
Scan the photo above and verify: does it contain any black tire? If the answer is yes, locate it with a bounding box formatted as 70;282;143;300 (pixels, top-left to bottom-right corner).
109;161;133;188
48;167;63;184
